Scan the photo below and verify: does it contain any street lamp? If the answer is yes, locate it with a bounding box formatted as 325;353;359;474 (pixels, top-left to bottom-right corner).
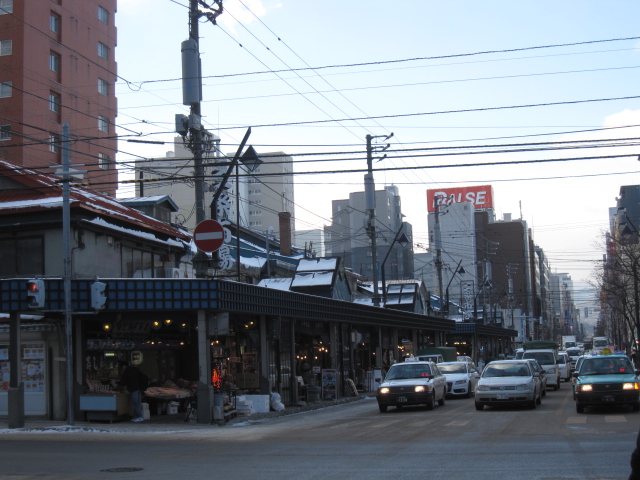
381;225;410;305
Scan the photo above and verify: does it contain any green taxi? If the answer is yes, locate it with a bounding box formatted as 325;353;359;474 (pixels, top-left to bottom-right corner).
573;353;640;413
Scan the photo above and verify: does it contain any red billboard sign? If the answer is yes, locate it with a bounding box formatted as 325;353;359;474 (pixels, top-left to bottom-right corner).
427;185;494;212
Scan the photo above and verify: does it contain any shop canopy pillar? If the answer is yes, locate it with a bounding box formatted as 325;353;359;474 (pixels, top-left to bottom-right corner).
197;310;213;424
8;311;24;429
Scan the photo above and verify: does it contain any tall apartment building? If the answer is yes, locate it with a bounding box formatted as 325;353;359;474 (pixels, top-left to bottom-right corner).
325;185;414;283
135;139;295;237
246;151;295;236
1;0;118;196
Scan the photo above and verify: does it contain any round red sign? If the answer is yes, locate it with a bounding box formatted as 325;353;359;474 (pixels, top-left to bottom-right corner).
193;219;225;252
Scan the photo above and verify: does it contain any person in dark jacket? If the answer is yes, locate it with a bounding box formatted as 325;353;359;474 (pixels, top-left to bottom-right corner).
119;361;144;422
630;428;640;480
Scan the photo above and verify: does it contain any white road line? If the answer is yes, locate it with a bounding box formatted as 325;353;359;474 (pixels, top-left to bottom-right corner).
566;416;587;424
605;416;627;423
445;420;470;427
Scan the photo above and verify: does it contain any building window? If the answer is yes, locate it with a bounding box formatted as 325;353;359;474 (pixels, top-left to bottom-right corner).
249;200;262;205
0;236;45;276
98;42;109;60
49;52;60;73
248;189;261;195
98;5;109;24
248;179;260;184
249;221;262;227
0;39;11;56
0;81;11;98
0;124;9;140
249;210;262;216
98;78;109;96
98;115;109;133
50;12;61;33
49;92;61;113
98;152;110;170
49;134;60;153
0;0;13;15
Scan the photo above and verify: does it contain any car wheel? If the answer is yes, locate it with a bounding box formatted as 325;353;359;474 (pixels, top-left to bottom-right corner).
475;401;484;410
542;387;546;397
426;392;435;410
536;391;542;405
576;403;584;414
557;380;560;390
438;390;446;406
378;404;388;413
529;397;537;409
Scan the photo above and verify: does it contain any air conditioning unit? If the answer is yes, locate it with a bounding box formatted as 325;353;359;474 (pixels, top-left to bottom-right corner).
165;268;182;278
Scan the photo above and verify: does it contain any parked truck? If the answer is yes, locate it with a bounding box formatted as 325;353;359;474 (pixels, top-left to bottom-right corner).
561;335;577;350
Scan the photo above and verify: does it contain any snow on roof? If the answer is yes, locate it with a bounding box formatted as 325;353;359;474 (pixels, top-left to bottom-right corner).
0;160;190;242
291;271;334;288
385;294;415;305
297;257;337;272
84;217;185;248
257;277;293;290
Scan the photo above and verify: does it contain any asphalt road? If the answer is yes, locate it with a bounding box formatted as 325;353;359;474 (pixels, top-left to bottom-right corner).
1;383;638;480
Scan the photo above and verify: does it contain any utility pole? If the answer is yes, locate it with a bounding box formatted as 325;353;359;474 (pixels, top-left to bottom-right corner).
365;132;393;307
434;201;444;314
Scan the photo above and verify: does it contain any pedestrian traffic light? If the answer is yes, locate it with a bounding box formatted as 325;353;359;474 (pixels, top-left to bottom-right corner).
91;281;108;310
26;279;45;309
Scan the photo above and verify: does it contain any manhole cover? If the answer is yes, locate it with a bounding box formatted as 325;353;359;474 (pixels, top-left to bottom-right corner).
101;467;144;473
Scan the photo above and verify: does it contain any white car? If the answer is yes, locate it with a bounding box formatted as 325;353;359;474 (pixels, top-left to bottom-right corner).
557;352;571;382
475;360;542;410
376;360;447;413
438;361;480;398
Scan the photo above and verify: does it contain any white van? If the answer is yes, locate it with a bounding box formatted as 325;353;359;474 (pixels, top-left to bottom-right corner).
522;349;560;390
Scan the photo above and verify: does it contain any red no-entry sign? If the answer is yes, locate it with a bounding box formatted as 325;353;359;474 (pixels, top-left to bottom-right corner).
193;219;225;252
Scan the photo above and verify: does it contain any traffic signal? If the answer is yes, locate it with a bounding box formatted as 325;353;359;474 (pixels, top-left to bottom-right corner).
91;281;108;310
26;279;45;309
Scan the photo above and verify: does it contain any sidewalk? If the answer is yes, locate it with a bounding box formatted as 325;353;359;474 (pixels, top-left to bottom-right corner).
0;395;370;434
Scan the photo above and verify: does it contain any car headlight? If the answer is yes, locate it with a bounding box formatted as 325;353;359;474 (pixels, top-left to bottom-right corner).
577;384;593;392
477;385;489;391
516;384;530;391
623;383;639;390
415;385;427;393
378;387;390;394
455;380;467;385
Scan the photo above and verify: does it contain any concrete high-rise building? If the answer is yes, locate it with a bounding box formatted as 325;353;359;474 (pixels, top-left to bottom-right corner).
1;0;118;196
134;140;295;238
246;151;295;237
325;185;414;283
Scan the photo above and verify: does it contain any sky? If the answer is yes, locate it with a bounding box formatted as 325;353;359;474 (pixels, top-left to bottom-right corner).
112;0;640;307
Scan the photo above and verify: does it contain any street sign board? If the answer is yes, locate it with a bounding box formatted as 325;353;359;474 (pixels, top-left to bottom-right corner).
193;219;225;252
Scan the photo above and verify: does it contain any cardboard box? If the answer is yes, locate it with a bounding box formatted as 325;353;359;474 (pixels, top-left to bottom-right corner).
167;401;180;415
244;395;270;413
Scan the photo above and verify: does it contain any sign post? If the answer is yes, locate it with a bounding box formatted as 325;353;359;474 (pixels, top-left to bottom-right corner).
194;219;225;253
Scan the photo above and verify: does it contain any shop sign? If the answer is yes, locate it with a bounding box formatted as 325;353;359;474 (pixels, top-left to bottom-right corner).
427;185;494;212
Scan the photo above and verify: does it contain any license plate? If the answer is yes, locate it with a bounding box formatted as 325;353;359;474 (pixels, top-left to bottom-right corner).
497;393;509;400
397;396;407;403
602;395;615;402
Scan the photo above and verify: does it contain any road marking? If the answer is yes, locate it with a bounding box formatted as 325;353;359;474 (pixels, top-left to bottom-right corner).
371;421;402;428
411;420;434;427
605;416;627;423
445;420;469;427
566;416;587;424
329;421;368;429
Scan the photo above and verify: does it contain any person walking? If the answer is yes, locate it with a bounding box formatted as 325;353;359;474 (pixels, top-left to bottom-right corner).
119;361;144;422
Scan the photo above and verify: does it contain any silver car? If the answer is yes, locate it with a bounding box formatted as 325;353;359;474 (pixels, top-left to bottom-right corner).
438;361;480;397
475;360;542;410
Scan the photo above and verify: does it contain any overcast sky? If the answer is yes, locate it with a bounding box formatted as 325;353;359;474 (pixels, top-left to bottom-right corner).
113;1;640;305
